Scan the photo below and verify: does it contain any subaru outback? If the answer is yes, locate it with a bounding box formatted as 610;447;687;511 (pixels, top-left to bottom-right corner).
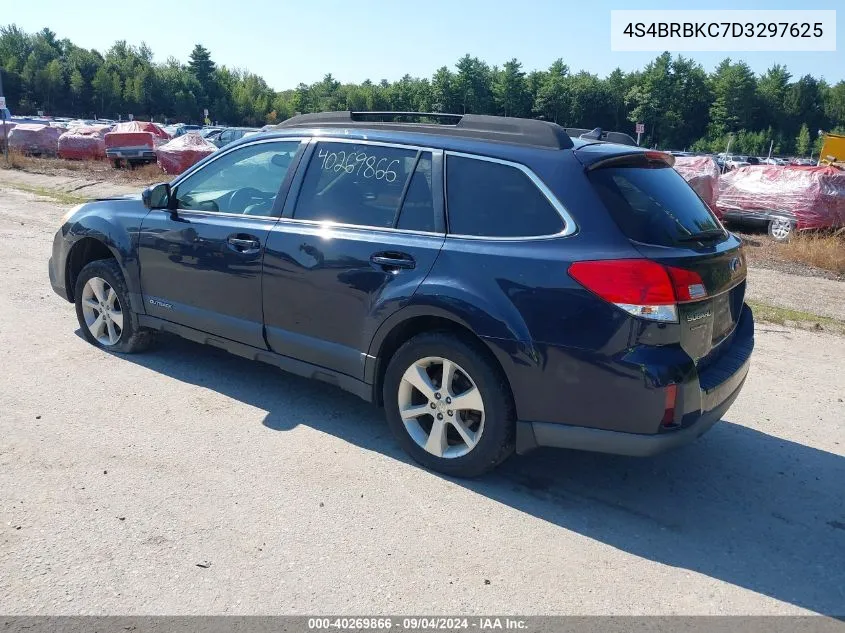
49;111;754;477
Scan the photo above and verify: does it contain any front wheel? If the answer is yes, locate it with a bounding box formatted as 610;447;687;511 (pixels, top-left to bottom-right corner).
74;259;152;353
383;332;515;477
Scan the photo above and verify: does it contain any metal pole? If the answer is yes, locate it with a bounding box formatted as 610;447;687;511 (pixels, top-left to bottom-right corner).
768;140;773;160
0;68;8;164
636;131;642;146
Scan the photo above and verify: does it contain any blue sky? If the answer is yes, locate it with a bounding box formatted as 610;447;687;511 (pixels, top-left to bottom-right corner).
7;0;843;88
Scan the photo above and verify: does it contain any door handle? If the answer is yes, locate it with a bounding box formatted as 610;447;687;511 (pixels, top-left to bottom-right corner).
370;252;416;270
227;236;261;254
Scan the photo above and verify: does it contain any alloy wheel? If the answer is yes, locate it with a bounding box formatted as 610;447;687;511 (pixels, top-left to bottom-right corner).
80;276;124;346
770;218;792;240
397;356;485;459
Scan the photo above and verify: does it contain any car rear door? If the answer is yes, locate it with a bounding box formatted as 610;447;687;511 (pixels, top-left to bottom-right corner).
261;138;445;379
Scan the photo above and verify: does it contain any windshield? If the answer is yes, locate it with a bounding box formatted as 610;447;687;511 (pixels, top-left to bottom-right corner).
587;164;725;247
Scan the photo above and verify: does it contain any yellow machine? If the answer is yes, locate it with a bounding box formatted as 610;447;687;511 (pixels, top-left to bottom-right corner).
818;133;845;167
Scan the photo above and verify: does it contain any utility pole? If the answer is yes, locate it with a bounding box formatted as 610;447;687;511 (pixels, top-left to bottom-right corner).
767;140;773;160
0;67;8;165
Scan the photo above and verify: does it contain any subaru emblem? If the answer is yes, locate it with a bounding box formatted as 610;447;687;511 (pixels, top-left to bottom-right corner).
729;257;740;273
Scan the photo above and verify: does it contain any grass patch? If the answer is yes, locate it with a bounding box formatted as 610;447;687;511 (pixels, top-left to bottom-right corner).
775;232;845;275
1;181;88;205
749;300;845;335
1;150;164;184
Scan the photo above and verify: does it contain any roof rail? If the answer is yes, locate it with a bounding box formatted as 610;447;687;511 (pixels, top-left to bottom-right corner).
564;127;639;147
275;111;574;150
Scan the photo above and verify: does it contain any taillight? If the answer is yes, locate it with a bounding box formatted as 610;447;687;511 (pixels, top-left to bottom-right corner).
568;259;707;322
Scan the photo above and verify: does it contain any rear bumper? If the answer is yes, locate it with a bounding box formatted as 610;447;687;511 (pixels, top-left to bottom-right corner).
516;304;754;456
106;147;156;160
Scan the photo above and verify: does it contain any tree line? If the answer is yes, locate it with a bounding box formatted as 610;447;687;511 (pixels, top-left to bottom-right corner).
2;25;845;156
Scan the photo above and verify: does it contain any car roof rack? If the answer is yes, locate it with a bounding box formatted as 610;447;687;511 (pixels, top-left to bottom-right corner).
564;127;639;147
274;111;574;150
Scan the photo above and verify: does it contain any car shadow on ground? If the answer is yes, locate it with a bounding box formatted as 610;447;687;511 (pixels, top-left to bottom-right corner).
109;332;845;615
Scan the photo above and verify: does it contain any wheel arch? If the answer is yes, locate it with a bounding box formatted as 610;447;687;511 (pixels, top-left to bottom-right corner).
65;237;122;302
368;308;519;410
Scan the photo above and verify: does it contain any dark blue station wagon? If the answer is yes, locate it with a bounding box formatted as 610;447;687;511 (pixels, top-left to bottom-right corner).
49;112;754;476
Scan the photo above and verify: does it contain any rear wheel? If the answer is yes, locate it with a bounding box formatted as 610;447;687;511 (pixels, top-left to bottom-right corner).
74;259;152;353
768;217;794;242
383;332;514;477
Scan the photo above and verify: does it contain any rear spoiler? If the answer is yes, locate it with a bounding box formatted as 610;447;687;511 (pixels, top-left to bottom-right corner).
564;127;639;147
584;150;675;171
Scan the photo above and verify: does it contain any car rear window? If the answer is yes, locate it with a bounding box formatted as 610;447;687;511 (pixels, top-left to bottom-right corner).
587;165;723;246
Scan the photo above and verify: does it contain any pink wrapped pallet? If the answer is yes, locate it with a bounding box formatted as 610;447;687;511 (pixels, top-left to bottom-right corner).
104;121;171;165
7;123;63;155
156;132;217;174
716;165;845;239
673;156;720;211
58;126;109;160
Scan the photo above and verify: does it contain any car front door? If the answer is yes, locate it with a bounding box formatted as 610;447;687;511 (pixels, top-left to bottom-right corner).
138;138;304;348
261;139;445;379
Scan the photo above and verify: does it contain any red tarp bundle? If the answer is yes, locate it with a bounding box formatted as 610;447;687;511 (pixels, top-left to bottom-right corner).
673;156;720;211
716;165;845;230
156;133;217;174
104;121;170;151
7;123;63;155
57;125;110;160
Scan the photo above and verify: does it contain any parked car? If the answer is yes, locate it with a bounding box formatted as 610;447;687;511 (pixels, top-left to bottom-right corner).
725;155;751;170
164;124;203;138
48;111;753;477
104;121;171;167
211;126;260;148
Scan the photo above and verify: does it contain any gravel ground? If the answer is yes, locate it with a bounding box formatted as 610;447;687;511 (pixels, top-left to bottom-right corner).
1;187;844;616
745;268;845;321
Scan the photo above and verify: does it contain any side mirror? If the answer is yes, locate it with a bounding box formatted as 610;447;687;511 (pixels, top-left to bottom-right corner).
142;182;171;210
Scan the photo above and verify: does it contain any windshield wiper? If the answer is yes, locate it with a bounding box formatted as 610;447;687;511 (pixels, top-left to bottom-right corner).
677;229;726;242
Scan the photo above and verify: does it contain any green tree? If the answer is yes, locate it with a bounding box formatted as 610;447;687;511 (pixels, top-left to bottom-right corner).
454;54;492;114
431;66;458;113
796;123;811;156
708;58;757;138
493;59;529;117
535;59;569;123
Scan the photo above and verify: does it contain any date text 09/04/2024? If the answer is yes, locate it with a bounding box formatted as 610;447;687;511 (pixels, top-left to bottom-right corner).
307;617;529;630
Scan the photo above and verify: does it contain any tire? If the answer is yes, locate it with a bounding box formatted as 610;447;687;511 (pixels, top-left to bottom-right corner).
383;332;515;477
768;217;794;242
74;259;152;354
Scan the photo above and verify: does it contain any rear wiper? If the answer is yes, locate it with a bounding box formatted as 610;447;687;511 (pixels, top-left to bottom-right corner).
677;229;726;242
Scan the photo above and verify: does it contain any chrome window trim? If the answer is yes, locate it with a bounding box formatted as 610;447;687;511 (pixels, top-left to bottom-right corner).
163;208;281;222
443;150;578;241
304;135;439;154
167;137;305;219
273;217;444;238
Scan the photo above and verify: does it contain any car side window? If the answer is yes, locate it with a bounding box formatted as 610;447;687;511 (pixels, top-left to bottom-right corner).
396;153;435;232
173;141;299;217
293;142;433;230
446;154;564;238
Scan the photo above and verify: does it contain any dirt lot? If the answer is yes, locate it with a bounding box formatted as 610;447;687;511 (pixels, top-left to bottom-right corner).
1;184;844;616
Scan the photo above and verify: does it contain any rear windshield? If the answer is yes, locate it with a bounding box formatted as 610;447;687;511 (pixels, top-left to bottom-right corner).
587;165;724;246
